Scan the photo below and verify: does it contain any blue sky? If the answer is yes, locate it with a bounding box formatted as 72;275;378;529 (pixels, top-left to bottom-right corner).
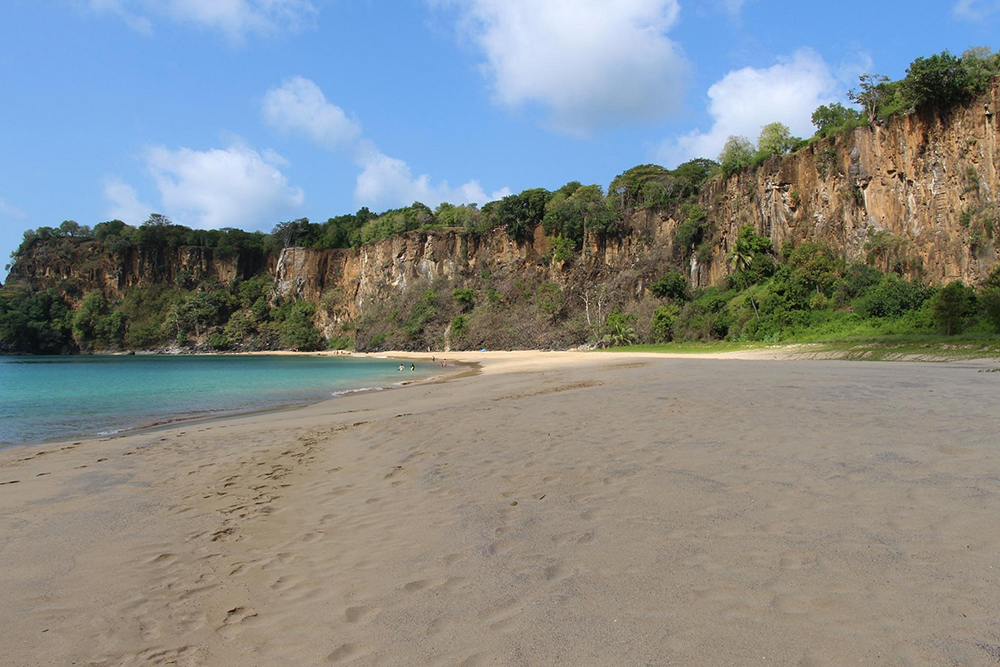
2;0;999;280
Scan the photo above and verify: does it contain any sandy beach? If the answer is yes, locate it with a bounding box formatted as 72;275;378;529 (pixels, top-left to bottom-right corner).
2;351;1000;666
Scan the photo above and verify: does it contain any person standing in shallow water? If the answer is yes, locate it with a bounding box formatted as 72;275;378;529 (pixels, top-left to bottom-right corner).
410;363;415;371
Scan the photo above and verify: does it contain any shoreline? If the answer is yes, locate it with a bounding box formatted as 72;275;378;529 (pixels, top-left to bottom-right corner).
3;352;1000;664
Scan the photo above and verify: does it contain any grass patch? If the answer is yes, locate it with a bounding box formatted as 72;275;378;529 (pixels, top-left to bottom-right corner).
805;334;1000;361
602;334;1000;361
599;341;772;354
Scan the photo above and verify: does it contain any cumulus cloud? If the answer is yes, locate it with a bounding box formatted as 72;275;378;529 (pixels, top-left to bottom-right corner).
103;177;153;224
144;141;304;228
262;77;362;150
953;0;1000;20
438;0;689;135
657;49;841;167
355;149;511;209
261;77;509;210
87;0;316;39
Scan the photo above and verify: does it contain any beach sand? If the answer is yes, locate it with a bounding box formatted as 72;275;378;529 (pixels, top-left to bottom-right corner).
2;351;1000;666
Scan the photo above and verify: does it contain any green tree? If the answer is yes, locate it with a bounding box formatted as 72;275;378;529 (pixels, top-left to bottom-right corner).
978;264;1000;333
609;164;672;210
72;291;108;347
272;218;311;249
719;136;756;177
728;226;773;318
650;304;680;343
904;51;986;112
650;270;689;301
497;188;550;243
673;203;709;260
757;122;797;159
0;288;73;354
59;220;87;237
929;281;977;335
278;301;323;350
787;243;840;295
811;103;864;138
849;73;892;125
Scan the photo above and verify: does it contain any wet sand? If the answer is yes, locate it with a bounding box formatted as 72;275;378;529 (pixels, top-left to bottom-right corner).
2;352;1000;666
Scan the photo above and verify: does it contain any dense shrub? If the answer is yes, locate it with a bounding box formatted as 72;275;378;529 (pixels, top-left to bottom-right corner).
0;288;73;354
854;275;934;319
650;270;689;301
650;304;680;342
928;281;977;335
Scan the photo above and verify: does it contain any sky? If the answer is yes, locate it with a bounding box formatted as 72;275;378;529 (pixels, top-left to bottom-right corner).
2;0;999;281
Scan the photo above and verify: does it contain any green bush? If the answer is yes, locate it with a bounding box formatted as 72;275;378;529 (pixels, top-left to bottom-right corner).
854;275;934;319
452;288;476;311
449;315;468;342
833;263;885;306
534;283;564;321
651;269;689;301
548;235;576;262
604;311;637;347
208;332;230;350
327;335;353;350
650;304;680;343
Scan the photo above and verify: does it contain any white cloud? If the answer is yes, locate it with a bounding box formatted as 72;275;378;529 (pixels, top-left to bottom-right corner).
261;77;509;210
0;196;27;221
262;77;362;150
144;141;304;228
953;0;1000;20
87;0;316;39
717;0;746;18
355;149;511;209
438;0;689;135
103;177;152;224
657;49;841;167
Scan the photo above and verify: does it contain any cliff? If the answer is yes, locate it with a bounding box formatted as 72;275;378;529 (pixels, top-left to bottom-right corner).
274;82;1000;323
7;240;266;297
6;81;1000;342
698;83;1000;287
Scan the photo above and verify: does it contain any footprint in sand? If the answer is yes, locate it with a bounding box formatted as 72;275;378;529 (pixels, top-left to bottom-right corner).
478;599;524;632
345;606;378;624
327;643;367;663
402;579;438;593
217;606;259;640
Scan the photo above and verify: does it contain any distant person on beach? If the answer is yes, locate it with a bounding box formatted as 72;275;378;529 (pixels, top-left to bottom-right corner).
410;363;415;371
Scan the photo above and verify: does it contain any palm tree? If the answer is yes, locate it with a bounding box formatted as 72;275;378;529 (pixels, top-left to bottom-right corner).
728;238;760;319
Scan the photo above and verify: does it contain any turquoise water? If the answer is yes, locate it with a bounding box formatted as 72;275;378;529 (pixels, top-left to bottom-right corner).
0;355;435;447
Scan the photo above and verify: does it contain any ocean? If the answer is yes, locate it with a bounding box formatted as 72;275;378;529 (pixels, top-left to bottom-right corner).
0;354;435;448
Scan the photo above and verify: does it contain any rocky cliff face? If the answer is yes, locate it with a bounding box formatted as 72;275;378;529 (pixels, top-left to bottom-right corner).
8;83;1000;327
7;241;265;297
698;84;1000;286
